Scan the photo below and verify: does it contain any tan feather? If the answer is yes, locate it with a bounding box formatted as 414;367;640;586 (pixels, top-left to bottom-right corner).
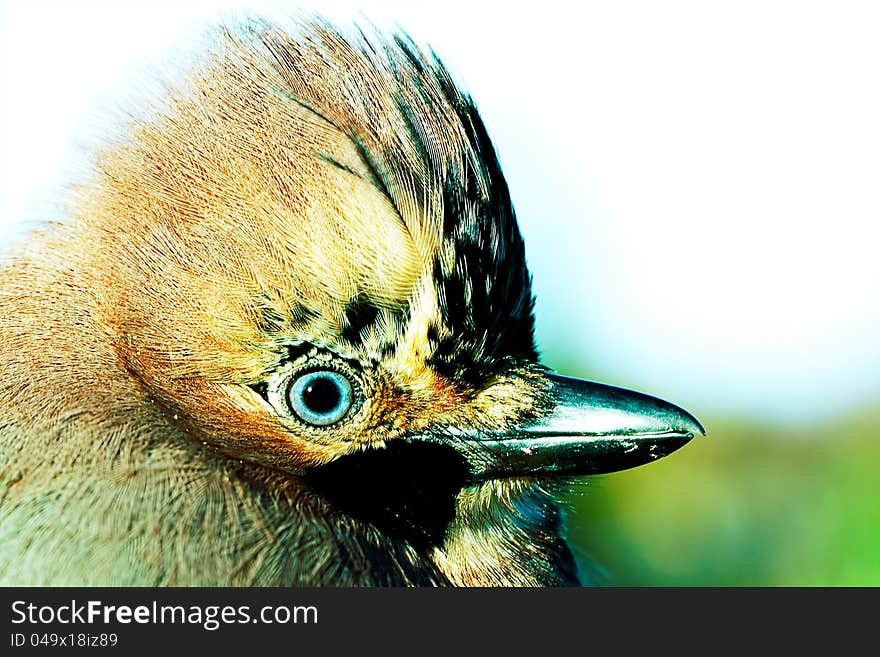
0;17;563;586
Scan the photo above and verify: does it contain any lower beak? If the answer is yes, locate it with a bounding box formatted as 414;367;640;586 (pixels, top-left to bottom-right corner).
416;373;705;481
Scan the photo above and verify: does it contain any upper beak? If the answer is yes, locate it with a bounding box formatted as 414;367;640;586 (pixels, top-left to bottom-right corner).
415;373;705;481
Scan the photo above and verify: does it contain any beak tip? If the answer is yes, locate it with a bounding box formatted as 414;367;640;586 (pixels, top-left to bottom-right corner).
682;412;706;438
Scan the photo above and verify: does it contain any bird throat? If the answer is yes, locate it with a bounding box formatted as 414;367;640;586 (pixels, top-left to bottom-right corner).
302;442;471;552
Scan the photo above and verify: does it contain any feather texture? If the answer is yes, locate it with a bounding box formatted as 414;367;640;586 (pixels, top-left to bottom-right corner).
0;17;577;586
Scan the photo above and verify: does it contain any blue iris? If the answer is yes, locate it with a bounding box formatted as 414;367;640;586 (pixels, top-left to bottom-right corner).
288;370;353;426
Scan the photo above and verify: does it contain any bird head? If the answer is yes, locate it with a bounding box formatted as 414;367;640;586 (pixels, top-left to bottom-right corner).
72;19;702;522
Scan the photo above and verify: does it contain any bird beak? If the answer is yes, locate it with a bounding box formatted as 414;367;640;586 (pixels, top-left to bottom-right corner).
416;373;705;481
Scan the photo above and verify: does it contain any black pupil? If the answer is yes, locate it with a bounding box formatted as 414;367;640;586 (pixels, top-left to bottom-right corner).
302;376;341;415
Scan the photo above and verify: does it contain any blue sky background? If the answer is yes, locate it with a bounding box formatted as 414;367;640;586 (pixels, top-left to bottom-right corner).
2;0;878;428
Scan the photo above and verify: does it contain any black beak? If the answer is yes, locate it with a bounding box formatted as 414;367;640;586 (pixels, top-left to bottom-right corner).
414;373;705;481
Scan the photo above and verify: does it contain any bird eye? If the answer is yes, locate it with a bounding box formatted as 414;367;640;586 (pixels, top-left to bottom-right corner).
287;370;354;426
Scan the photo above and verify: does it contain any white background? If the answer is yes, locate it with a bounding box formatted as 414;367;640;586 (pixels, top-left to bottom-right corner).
2;0;878;425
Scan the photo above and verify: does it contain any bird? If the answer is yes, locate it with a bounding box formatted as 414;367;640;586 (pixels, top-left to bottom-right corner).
0;17;703;586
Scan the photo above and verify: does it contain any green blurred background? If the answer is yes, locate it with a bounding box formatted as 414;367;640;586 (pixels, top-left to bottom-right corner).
556;378;880;586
